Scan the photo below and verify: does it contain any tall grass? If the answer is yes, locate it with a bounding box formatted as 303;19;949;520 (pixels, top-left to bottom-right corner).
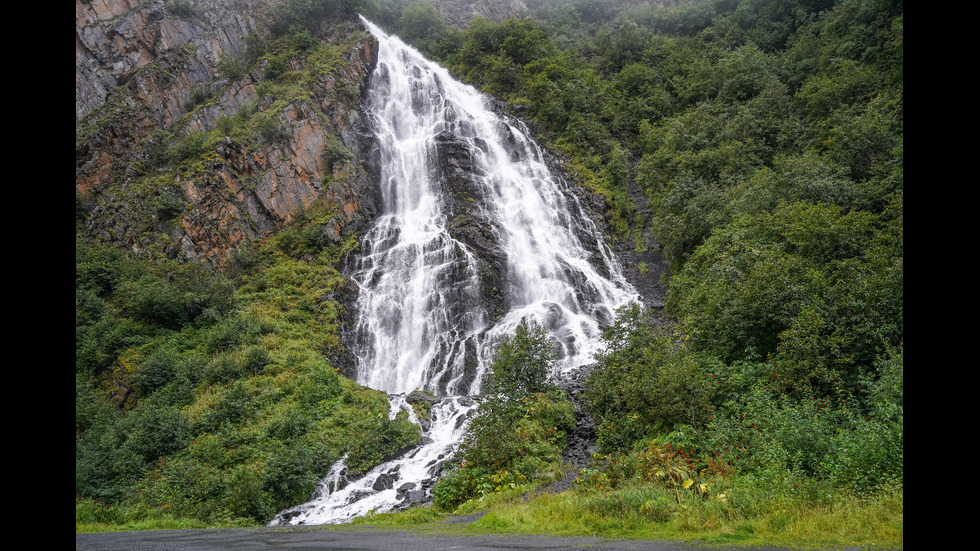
465;482;902;548
75;498;229;533
349;466;901;548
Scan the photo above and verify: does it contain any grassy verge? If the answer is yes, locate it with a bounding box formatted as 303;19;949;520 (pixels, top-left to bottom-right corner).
351;483;903;549
75;498;229;533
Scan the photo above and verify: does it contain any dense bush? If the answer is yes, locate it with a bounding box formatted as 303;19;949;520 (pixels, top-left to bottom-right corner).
585;303;716;452
666;200;902;396
435;319;575;508
77;0;902;531
483;318;556;398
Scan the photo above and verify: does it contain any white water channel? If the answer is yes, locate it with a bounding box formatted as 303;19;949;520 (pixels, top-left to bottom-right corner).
270;18;637;525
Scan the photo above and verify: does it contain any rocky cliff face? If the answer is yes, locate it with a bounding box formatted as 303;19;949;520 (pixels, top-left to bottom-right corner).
429;0;529;28
76;0;379;265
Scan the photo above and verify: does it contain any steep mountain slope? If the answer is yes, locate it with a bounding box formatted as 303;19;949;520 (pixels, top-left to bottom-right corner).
77;0;378;265
77;1;901;540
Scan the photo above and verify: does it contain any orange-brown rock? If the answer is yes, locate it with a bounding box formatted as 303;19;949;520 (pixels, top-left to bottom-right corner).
76;0;380;266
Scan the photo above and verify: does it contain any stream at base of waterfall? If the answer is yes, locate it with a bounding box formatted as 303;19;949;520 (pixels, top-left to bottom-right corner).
270;18;637;526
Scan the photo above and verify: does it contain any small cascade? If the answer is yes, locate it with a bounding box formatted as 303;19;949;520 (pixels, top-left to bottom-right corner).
270;17;637;526
313;454;350;501
271;396;476;525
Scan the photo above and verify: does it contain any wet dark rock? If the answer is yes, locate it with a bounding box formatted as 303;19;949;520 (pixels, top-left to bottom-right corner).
372;473;395;491
434;131;508;330
557;366;598;469
348;489;376;502
407;389;439;405
278;509;304;522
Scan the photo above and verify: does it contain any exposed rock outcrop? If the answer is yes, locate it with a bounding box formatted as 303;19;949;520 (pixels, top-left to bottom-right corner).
431;0;529;28
76;0;380;265
76;0;269;189
435;129;507;324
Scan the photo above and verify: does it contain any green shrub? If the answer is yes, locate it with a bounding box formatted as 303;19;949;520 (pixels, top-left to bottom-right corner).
595;414;651;454
436;320;575;507
295;360;344;409
218;53;251;82
122;402;192;463
433;462;491;509
135;347;181;394
822;413;902;494
666;201;900;396
343;411;421;473
263;55;289;81
822;349;903;493
240;346;273;376
196;380;256;432
165;0;196;19
322;134;352;168
204;316;264;354
484;318;556;398
585;303;716;452
263;442;327;508
76;409;144;502
76;243;127;295
117;262;234;331
265;407;311;441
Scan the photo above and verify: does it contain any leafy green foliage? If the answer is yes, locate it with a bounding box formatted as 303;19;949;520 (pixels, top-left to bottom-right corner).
322;134;352;169
666;352;903;495
666;200;902;396
395;2;446;53
484;318;556;398
75;198;416;526
585;303;716;452
116;263;234;330
434;320;574;509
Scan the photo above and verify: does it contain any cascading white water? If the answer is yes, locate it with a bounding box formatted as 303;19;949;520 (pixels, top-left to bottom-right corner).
349;27;489;396
270;19;637;526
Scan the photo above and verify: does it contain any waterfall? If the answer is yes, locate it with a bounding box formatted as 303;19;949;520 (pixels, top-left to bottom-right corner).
270;18;637;526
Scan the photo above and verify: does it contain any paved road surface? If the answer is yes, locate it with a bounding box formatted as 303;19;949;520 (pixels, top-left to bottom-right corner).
75;526;811;551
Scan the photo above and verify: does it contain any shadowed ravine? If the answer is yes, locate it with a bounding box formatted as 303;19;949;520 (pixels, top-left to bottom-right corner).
270;18;637;526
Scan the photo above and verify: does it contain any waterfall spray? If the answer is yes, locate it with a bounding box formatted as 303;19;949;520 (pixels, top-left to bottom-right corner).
271;18;636;525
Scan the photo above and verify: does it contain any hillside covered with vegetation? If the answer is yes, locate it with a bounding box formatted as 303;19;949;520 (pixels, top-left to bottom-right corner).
77;0;902;546
405;0;903;545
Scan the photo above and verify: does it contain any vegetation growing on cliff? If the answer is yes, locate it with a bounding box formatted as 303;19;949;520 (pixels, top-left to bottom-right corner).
77;4;413;528
433;320;575;509
376;0;902;546
77;0;901;545
76;197;419;527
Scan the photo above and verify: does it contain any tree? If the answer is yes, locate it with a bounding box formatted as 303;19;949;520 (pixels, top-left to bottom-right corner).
398;2;445;42
435;319;573;506
453;319;565;472
584;303;716;452
484;318;556;399
666;200;901;396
